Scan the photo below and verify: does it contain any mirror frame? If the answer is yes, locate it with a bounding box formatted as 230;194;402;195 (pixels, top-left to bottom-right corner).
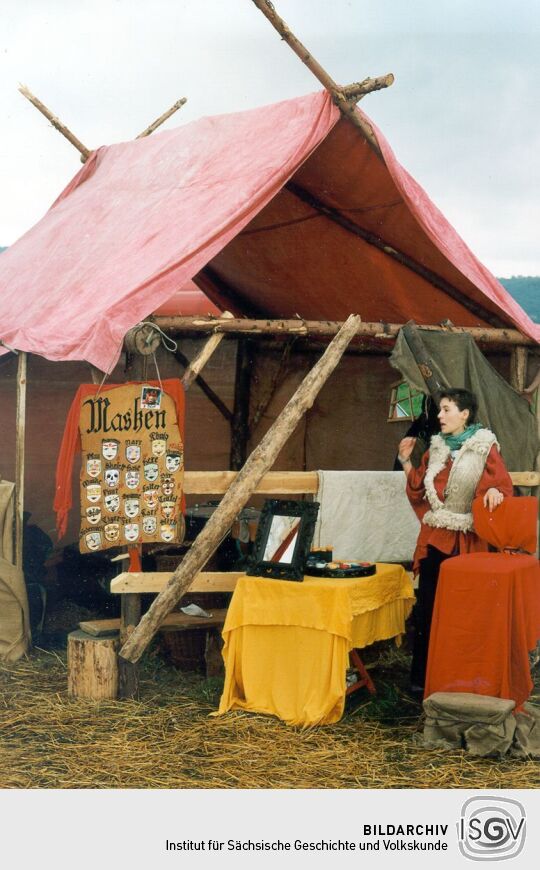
247;498;320;581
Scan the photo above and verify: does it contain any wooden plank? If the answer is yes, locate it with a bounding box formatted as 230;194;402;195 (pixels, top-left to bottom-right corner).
183;469;539;493
111;571;243;594
183;470;319;494
80;610;228;637
79;619;121;637
159;610;227;632
509;472;540;486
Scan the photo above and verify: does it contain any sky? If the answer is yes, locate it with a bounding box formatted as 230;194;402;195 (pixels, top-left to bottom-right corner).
1;0;539;277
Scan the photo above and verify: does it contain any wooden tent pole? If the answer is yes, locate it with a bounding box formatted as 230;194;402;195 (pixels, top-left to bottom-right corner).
153;315;536;348
15;352;27;571
18;85;91;160
230;339;254;469
136;98;187;139
20;85;187;164
118;592;141;700
119;314;361;663
250;0;393;155
510;346;528;392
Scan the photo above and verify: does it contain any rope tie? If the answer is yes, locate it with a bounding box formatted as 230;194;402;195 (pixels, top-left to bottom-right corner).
138;321;178;353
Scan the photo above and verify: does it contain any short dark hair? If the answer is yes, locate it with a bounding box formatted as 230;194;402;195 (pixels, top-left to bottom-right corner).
439;388;478;425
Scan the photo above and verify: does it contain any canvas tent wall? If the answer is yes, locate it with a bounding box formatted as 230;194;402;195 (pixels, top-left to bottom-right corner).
0;336;531;549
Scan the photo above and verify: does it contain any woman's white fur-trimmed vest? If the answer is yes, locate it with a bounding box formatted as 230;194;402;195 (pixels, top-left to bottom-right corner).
423;428;498;533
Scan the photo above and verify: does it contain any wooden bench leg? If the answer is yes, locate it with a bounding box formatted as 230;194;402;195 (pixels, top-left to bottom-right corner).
118;593;141;699
205;628;224;678
346;648;376;696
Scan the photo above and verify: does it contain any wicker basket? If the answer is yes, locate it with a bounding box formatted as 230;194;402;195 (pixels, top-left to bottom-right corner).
158;628;208;673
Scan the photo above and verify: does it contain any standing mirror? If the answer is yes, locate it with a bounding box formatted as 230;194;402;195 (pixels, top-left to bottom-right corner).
247;499;320;581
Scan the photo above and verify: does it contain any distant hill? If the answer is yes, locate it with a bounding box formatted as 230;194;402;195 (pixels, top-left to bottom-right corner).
0;243;538;322
498;276;540;324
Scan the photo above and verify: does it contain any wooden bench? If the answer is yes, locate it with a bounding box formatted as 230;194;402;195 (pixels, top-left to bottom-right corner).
79;609;228;637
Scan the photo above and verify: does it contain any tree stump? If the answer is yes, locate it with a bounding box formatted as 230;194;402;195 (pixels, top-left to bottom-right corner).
67;630;119;700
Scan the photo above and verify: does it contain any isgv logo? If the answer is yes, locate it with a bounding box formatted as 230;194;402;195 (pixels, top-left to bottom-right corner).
458;796;526;861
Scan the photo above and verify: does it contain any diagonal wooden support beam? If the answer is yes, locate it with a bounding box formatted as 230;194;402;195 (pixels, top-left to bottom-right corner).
251;0;393;156
285;182;506;328
119;314;361;663
174;348;232;421
180;311;234;389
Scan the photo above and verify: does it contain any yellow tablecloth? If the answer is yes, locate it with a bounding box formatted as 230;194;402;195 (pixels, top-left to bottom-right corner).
217;564;415;726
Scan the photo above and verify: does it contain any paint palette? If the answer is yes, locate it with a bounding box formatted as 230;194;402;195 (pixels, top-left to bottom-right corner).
305;559;376;578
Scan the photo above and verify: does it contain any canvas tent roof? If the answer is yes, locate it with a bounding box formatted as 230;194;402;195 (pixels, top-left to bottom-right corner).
0;90;537;371
154;280;220;317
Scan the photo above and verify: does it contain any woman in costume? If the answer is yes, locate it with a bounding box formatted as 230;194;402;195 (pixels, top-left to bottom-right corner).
398;388;513;694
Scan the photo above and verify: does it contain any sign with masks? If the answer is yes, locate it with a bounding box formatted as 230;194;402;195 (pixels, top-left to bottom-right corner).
78;383;183;553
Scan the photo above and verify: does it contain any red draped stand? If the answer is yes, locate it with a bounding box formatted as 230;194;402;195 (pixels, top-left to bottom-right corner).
425;497;540;708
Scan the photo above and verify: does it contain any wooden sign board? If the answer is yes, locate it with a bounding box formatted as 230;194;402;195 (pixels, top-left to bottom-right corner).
78;383;183;553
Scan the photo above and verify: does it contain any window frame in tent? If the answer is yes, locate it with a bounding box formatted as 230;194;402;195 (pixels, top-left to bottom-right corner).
387;380;423;423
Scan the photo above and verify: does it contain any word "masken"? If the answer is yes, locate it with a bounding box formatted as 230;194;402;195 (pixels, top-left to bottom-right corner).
83;397;167;434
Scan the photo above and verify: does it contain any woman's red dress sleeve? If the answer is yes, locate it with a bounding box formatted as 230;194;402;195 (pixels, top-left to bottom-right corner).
474;445;514;499
405;450;431;521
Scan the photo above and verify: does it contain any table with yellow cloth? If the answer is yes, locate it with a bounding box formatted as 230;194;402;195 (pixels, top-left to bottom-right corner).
217;564;415;727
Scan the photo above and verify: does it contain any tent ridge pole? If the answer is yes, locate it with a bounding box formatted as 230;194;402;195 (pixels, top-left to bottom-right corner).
152;316;534;347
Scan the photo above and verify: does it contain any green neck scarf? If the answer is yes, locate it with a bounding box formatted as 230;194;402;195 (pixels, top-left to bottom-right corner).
442;422;483;451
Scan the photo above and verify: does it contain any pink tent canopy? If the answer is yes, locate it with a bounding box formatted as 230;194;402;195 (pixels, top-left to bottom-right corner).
0;90;537;370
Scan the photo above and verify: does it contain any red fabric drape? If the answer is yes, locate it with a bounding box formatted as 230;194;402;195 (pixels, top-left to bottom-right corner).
472;496;538;553
425;552;540;708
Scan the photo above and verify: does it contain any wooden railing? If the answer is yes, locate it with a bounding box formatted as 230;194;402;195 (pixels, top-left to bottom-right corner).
110;469;539;596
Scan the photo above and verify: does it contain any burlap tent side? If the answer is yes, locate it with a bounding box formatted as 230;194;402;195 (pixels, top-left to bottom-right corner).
0;480;31;661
